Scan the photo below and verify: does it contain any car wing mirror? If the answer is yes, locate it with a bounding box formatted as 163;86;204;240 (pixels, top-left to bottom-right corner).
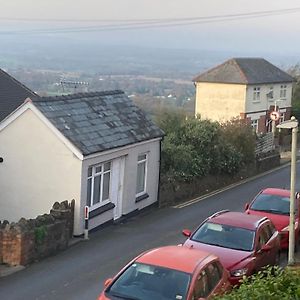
104;278;113;288
182;229;192;237
245;203;249;210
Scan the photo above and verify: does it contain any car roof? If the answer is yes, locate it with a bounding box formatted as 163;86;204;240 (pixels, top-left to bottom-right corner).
261;188;290;197
136;245;216;274
209;211;267;230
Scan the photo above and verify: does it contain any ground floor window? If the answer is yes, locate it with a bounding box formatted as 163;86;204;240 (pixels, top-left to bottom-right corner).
136;153;147;196
251;119;259;133
87;161;111;209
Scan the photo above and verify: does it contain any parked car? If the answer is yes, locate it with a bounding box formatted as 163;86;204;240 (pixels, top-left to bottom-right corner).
182;211;280;286
98;245;231;300
245;187;300;250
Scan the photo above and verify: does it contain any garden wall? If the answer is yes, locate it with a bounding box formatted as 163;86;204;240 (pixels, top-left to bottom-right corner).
0;200;74;266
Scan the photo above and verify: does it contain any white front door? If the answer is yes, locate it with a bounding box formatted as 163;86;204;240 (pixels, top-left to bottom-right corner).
111;157;125;220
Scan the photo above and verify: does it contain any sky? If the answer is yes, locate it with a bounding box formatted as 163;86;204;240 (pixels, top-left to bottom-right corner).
1;0;300;57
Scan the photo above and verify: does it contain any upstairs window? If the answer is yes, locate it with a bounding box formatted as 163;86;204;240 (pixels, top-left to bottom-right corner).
253;87;260;101
267;87;274;100
280;85;287;99
87;162;111;209
136;153;147;196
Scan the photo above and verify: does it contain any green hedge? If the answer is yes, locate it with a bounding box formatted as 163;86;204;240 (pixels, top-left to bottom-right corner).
156;112;255;181
215;266;300;300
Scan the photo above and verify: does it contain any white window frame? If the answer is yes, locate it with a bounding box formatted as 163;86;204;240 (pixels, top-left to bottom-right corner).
267;86;274;101
280;84;287;99
251;119;259;133
136;153;148;197
253;87;261;102
87;161;111;210
279;112;285;123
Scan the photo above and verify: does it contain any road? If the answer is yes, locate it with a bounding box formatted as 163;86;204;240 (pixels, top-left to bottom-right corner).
0;163;299;300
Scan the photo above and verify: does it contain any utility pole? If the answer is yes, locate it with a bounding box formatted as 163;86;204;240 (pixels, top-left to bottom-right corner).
277;117;298;265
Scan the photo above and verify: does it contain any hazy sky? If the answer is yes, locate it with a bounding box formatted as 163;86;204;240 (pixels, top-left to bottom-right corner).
1;0;300;55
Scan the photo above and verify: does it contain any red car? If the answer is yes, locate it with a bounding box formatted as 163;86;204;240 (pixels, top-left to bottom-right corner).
245;188;300;250
98;245;230;300
182;211;280;286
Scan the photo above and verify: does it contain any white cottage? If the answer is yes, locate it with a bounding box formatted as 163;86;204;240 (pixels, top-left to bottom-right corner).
0;90;164;235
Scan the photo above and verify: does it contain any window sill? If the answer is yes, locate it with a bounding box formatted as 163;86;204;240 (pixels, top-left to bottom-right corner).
89;202;115;219
135;193;149;203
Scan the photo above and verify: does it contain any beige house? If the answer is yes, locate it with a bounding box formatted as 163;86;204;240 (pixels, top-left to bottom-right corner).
194;58;294;133
0;90;164;236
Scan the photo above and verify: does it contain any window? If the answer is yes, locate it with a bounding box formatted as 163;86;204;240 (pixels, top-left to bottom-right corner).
206;262;222;291
87;162;111;209
193;269;210;299
253;87;260;101
280;85;287;99
251;119;259;133
267;87;274;100
136;153;147;196
257;229;268;250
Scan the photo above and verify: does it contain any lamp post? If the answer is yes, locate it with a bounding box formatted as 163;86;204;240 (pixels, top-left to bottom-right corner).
277;117;298;265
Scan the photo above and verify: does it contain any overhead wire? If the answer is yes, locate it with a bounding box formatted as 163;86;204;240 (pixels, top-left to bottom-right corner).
0;7;300;35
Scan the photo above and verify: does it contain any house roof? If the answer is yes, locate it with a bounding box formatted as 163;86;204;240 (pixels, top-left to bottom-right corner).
33;90;164;156
0;68;37;121
193;58;295;85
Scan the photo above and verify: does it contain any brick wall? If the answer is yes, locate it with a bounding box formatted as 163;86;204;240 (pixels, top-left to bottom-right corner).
0;200;74;266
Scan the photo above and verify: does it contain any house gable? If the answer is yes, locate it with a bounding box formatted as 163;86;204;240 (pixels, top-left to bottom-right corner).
0;68;38;121
0;100;84;160
0;105;82;223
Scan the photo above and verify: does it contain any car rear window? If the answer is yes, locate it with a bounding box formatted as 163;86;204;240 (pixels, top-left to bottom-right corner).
251;193;293;215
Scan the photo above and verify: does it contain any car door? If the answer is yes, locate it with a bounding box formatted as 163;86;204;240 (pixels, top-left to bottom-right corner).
254;224;276;270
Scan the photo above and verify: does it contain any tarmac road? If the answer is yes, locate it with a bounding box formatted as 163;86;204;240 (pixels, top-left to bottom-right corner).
0;162;299;300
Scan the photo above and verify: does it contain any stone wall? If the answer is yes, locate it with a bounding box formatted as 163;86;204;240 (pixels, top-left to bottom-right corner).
0;200;74;266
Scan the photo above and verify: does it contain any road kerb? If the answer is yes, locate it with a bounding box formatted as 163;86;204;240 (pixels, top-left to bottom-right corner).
174;162;292;209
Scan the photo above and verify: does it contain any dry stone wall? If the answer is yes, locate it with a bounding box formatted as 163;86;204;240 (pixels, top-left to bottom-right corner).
0;200;74;266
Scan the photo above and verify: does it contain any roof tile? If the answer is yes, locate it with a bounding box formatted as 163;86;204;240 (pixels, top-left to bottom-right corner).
33;90;164;155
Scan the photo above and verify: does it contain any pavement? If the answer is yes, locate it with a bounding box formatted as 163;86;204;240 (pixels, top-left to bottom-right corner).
0;149;300;278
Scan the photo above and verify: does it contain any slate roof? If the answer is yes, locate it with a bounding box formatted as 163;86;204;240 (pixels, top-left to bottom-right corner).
0;68;38;121
33;90;164;156
193;58;295;85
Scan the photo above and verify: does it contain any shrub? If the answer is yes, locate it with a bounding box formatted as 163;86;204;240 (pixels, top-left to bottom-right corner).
215;266;300;300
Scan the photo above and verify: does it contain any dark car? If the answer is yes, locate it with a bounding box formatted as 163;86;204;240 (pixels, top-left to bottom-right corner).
182;211;280;285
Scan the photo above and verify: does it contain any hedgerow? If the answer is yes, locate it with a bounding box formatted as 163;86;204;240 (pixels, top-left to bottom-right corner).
215;266;300;300
157;111;255;181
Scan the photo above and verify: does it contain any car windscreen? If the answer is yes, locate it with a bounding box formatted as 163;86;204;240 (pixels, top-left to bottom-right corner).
192;222;255;251
250;193;294;215
106;262;190;300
